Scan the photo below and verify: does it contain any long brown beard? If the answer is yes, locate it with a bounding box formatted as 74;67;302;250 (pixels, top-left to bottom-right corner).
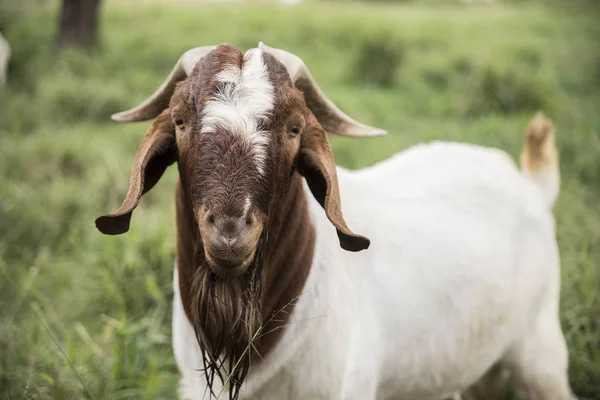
187;173;298;399
189;252;263;400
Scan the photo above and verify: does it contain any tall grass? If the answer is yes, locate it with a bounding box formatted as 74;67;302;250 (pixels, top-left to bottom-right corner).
1;0;599;398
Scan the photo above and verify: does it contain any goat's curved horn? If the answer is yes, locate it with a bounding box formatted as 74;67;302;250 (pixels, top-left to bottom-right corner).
258;42;386;138
111;45;219;123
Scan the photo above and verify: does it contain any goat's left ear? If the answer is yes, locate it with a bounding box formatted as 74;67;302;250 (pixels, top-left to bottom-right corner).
95;108;176;235
297;116;370;252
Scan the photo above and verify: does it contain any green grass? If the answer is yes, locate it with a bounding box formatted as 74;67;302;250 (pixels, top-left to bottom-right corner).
1;0;599;398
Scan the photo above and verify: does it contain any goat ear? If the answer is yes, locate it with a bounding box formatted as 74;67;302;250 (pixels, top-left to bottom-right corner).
95;109;176;235
297;116;370;252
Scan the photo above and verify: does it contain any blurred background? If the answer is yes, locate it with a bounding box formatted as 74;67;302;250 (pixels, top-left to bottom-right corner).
0;0;599;398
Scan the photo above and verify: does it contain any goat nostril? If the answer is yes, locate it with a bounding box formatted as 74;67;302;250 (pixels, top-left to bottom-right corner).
223;235;236;247
245;216;253;226
207;214;215;225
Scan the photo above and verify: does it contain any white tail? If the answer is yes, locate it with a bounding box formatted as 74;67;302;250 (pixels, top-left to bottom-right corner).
520;111;560;209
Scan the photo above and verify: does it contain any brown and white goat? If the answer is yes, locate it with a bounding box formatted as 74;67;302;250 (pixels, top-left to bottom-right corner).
96;43;575;400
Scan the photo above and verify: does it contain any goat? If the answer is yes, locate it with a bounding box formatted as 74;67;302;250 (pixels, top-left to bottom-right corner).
95;43;574;400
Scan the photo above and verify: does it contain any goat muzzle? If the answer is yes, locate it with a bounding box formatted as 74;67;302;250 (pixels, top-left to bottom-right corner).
200;211;263;276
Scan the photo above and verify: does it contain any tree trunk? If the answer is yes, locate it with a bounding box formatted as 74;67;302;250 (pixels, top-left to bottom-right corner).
57;0;102;49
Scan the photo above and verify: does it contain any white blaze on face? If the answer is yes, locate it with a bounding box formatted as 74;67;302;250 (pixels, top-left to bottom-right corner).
243;196;252;218
201;48;275;175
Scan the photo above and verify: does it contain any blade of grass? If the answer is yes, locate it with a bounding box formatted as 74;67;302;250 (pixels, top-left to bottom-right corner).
29;302;97;400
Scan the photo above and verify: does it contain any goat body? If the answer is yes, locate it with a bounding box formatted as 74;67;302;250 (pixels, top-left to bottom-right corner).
174;141;569;399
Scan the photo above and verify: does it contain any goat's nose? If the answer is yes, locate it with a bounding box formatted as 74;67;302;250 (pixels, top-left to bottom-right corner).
203;210;260;270
207;214;246;246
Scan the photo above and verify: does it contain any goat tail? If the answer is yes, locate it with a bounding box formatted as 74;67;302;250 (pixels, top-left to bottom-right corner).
519;111;560;209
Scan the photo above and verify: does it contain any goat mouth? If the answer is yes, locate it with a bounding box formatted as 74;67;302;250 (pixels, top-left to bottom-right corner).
204;250;256;276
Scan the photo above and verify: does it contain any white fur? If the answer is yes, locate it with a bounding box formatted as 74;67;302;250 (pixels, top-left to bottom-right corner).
201;49;274;175
522;166;559;209
173;141;571;399
243;196;252;217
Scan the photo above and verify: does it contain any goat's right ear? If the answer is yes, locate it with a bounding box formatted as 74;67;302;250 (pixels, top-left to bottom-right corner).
95;108;176;235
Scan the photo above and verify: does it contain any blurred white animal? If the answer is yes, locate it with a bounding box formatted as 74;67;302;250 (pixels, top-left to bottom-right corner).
0;32;11;87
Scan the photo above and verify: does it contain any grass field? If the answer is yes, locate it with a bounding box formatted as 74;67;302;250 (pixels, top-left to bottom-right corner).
1;0;599;398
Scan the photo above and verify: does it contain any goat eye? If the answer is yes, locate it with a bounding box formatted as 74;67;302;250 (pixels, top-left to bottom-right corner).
175;118;185;129
290;125;301;136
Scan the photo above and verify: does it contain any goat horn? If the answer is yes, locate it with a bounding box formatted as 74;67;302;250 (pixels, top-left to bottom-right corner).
258;41;387;138
111;45;220;123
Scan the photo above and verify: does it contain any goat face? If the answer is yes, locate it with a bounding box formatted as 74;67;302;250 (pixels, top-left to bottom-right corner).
95;43;385;267
94;43;385;396
171;46;310;276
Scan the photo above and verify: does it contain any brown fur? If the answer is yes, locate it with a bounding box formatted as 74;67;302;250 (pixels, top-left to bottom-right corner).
520;111;557;173
95;44;369;399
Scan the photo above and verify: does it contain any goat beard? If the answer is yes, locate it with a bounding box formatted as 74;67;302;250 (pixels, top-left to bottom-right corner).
190;255;263;400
